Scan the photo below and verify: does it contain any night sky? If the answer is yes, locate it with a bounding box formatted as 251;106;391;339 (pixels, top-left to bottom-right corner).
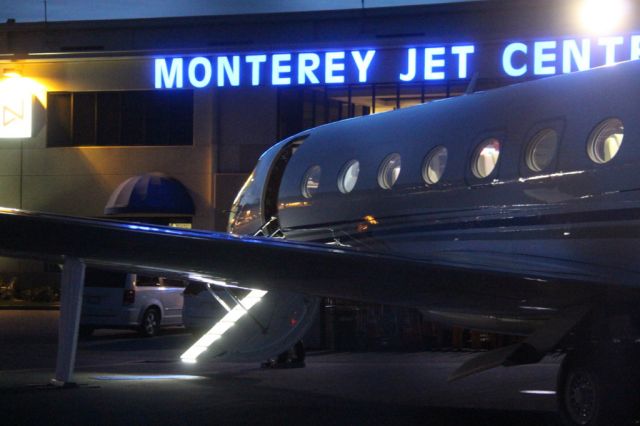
0;0;476;23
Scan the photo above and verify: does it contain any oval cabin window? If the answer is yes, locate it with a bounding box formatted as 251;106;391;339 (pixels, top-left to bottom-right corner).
378;153;402;189
422;146;448;185
526;129;558;172
301;165;321;198
587;118;624;164
472;138;501;179
338;160;360;194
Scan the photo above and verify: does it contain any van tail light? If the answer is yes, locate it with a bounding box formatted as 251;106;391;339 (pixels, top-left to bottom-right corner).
123;289;135;305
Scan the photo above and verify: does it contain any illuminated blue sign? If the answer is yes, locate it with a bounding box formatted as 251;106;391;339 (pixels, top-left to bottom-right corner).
155;46;475;89
154;34;640;89
502;35;640;77
155;50;381;89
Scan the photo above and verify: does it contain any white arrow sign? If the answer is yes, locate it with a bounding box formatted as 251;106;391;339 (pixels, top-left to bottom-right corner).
0;83;32;138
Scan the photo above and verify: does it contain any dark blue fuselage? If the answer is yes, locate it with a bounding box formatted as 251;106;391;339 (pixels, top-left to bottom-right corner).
226;61;640;332
276;61;640;289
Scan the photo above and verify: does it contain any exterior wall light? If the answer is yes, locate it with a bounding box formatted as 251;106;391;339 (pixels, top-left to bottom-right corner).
2;68;21;78
580;0;630;34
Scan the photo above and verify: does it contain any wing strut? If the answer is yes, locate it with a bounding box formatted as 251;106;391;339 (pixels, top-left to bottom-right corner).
51;257;86;387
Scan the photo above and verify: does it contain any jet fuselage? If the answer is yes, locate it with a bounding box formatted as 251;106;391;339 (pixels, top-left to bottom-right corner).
230;60;640;333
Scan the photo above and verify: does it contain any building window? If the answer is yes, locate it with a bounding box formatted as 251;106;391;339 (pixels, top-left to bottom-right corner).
276;79;507;140
47;90;193;147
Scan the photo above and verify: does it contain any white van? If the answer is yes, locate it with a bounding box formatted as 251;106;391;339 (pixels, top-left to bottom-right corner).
80;267;186;337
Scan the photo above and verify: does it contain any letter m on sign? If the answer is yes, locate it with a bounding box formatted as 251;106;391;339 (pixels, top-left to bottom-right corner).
155;58;184;89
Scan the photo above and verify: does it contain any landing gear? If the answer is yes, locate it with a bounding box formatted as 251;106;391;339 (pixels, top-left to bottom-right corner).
557;348;639;425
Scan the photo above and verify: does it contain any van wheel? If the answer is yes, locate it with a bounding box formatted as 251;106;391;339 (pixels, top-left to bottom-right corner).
139;308;160;337
557;349;639;425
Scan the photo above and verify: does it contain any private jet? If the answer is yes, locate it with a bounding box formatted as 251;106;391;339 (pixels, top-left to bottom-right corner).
1;59;640;426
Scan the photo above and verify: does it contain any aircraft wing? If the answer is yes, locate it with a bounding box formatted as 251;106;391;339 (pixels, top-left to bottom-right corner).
0;208;604;379
0;208;597;318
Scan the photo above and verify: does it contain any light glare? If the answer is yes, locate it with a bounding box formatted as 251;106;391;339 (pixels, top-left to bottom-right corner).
93;374;203;381
580;0;630;34
3;70;20;78
520;390;556;395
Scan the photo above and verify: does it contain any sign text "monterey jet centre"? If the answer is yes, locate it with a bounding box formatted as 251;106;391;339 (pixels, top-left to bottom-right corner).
155;34;640;89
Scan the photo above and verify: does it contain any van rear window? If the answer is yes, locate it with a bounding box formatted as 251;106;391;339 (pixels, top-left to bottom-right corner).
161;278;187;288
136;275;159;287
85;268;127;288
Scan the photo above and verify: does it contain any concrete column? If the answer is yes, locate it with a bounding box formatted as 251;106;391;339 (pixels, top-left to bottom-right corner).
52;257;85;387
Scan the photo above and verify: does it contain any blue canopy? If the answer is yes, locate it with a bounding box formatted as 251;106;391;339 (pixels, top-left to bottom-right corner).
104;172;195;215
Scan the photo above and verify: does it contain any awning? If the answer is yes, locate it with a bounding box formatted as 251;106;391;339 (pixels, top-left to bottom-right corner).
104;172;195;215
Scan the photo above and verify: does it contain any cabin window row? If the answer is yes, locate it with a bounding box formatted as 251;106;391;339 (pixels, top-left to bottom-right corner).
300;117;624;198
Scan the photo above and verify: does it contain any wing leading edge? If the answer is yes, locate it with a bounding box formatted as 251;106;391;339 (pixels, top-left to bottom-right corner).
0;208;599;327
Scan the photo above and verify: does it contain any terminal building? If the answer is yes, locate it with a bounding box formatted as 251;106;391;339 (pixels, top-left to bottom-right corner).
0;0;637;348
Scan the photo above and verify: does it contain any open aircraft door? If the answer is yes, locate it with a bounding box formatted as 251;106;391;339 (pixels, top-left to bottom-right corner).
182;134;320;364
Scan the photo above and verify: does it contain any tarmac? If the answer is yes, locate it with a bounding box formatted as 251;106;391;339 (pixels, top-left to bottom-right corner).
0;310;562;425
